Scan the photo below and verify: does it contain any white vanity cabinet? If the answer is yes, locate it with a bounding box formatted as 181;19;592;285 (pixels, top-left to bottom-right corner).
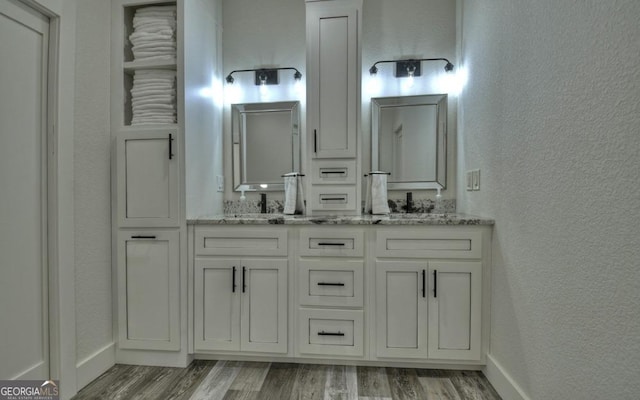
296;228;366;358
117;230;180;351
306;0;362;214
374;227;488;363
192;227;288;355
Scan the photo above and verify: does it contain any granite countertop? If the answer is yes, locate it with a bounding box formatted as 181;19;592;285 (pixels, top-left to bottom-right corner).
187;213;494;226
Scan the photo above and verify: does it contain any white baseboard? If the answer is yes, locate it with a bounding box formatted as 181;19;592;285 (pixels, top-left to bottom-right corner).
76;342;116;390
483;354;530;400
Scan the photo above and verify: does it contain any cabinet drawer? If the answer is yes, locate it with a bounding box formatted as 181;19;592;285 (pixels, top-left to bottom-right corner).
298;309;364;357
376;229;482;259
311;159;357;185
308;186;357;212
299;260;363;307
195;227;287;256
299;228;363;257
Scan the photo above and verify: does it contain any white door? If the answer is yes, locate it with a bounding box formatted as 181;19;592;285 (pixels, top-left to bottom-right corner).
375;261;428;359
428;261;482;361
0;0;50;380
194;259;241;352
241;259;288;353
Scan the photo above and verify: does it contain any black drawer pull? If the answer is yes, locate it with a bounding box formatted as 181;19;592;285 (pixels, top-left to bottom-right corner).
168;133;174;160
321;197;346;201
318;331;344;337
433;269;438;298
317;242;345;246
422;269;426;298
314;129;317;153
131;235;156;239
317;282;345;287
242;266;247;293
232;266;237;293
321;171;346;175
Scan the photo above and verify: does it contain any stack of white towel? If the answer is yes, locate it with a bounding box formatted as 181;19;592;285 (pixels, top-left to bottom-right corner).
129;5;177;125
131;69;176;125
130;6;176;61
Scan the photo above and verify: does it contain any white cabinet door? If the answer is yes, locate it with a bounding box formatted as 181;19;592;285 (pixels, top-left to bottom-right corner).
194;259;241;352
375;261;428;359
428;261;482;361
241;259;288;353
116;131;180;227
306;1;359;159
117;230;180;350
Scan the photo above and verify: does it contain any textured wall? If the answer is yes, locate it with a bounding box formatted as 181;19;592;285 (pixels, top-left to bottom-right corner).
458;0;640;398
73;0;113;363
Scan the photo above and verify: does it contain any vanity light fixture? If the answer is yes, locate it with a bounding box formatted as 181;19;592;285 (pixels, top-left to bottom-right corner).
368;58;454;77
225;67;303;85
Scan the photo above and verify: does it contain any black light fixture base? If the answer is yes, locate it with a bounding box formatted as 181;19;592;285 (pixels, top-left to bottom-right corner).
254;69;279;85
395;60;422;78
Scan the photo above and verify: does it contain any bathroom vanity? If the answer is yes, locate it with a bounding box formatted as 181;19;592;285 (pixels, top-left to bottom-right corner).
185;214;493;368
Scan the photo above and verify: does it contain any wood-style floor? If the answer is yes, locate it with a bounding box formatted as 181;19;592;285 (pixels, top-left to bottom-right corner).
72;360;501;400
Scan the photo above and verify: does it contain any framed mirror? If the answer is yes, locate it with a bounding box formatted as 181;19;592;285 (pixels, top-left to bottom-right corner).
232;101;300;191
371;94;447;190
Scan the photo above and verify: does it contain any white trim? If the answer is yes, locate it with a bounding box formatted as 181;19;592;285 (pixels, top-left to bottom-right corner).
76;343;116;390
483;354;530;400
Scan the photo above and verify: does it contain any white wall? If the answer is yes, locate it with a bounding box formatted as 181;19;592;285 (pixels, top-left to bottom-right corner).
73;0;113;370
362;0;456;199
457;1;640;399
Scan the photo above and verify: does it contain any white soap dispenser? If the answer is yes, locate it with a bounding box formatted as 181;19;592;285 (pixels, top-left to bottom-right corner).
434;187;443;213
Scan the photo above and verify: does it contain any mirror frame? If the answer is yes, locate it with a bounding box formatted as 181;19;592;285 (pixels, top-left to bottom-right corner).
232;101;301;192
371;94;447;190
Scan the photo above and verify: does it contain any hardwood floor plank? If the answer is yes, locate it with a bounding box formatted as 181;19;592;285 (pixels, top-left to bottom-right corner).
164;360;218;400
229;362;271;392
386;368;428;400
189;360;242;400
450;372;501;400
324;364;354;400
256;362;300;400
418;377;462;400
345;366;358;400
103;365;165;400
289;364;328;400
356;367;392;398
129;366;187;400
73;364;135;399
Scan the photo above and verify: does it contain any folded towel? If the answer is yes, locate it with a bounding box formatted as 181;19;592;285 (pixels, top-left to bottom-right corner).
365;172;390;215
283;173;305;215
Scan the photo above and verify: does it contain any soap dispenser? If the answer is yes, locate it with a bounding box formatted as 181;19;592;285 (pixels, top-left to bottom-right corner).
434;187;443;213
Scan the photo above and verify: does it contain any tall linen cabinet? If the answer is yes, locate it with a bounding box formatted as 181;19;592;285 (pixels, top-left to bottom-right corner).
111;0;223;366
306;0;362;215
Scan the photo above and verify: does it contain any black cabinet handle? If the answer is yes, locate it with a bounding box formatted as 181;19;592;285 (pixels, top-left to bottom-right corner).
422;269;426;298
320;197;346;201
317;242;345;246
318;331;344;337
131;235;156;239
232;266;236;293
317;282;345;287
242;266;246;293
168;133;174;160
433;269;438;298
314;129;317;153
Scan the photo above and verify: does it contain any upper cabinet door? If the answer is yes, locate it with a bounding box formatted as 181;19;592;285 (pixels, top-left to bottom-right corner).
306;1;360;159
116;130;180;227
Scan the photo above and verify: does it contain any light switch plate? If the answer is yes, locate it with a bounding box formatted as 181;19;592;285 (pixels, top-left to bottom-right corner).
472;169;480;191
216;175;224;192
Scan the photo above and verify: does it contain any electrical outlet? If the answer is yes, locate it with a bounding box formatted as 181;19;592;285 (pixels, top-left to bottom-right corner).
466;171;473;191
472;169;480;191
216;175;224;192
